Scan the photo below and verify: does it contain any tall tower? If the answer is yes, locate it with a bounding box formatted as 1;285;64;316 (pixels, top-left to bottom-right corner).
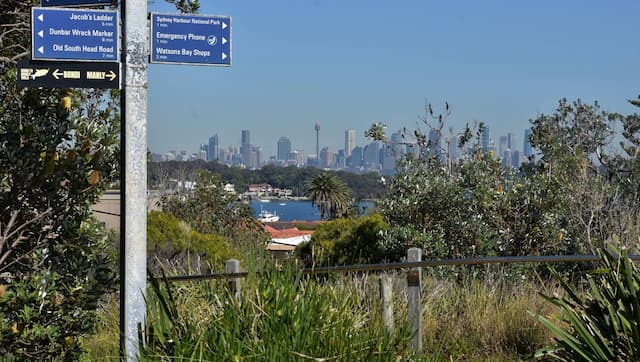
277;136;291;161
523;128;532;158
314;121;320;166
480;125;490;153
345;129;356;157
208;134;219;161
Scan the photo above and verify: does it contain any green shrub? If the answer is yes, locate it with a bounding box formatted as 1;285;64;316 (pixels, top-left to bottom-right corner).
531;244;640;360
147;210;239;273
296;214;389;267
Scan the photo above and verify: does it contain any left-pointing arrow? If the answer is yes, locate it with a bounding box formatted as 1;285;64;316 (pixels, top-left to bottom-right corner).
38;30;44;38
38;46;44;54
52;69;63;79
38;14;44;22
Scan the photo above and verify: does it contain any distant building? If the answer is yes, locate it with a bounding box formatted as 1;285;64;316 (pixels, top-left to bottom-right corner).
208;134;219;161
348;146;363;169
291;149;304;166
345;129;356;157
320;147;335;168
499;135;508;157
512;150;521;168
480;125;491;153
277;136;292;161
363;142;380;171
523;128;533;158
150;153;164;162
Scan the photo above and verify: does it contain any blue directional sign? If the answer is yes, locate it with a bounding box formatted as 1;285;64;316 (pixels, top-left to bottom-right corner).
32;7;118;62
41;0;116;7
150;13;231;66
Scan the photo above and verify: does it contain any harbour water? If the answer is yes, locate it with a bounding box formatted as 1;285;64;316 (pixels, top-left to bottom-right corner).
251;200;376;222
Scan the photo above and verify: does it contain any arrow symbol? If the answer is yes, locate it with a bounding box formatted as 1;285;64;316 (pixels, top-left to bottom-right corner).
38;46;44;54
38;30;44;38
53;69;63;79
222;22;227;30
38;14;44;22
106;71;116;81
222;37;227;45
222;52;227;60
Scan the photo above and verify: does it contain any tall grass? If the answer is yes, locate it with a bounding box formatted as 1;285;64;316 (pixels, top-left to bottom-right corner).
82;264;557;361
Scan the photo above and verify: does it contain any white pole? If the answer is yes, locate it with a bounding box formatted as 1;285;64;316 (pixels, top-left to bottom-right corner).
120;0;148;359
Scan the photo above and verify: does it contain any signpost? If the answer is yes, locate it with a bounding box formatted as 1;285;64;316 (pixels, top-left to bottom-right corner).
31;7;118;61
150;13;231;66
41;0;116;7
16;60;119;88
20;2;232;359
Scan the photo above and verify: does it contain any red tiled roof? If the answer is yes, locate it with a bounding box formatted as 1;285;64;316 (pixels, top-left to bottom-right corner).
263;225;313;239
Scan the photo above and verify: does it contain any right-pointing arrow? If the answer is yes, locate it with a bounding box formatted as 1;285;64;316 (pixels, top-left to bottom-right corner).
222;22;227;30
38;30;44;38
38;14;44;22
221;52;227;60
38;46;44;54
222;37;227;45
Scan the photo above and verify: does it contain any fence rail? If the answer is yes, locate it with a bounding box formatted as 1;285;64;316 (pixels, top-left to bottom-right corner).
149;250;640;354
154;253;640;282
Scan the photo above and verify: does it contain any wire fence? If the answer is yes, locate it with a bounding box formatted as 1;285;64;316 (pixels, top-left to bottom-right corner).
154;253;640;282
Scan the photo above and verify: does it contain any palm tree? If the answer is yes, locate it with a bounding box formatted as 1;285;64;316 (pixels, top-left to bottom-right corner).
305;173;352;220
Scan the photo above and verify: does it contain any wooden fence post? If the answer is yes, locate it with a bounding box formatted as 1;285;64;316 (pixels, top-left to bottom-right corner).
407;248;422;352
226;259;241;302
379;274;394;333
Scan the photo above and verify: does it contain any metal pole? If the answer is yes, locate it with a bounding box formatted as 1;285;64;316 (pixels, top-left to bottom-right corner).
119;0;148;360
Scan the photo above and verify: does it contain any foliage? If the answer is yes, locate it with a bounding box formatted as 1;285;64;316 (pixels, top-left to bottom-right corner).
531;245;640;361
141;264;414;361
296;214;389;267
147;211;238;273
160;171;270;252
305;172;353;220
0;1;119;357
373;98;640;269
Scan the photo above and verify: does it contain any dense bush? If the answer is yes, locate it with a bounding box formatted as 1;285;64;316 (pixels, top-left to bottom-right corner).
296;214;389;266
147;210;238;273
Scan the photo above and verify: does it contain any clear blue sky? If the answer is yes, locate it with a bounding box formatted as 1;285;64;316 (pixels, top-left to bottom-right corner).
147;0;640;158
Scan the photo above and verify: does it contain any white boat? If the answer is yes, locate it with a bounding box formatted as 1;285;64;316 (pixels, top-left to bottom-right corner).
259;199;271;203
258;209;280;223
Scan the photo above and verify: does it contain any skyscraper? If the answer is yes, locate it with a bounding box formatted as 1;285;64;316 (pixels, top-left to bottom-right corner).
314;121;320;166
277;136;291;161
345;129;356;157
241;129;250;147
208;134;219;161
241;130;251;167
480;125;490;153
523;128;532;158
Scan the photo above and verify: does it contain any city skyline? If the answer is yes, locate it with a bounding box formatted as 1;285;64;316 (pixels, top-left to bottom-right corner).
147;1;639;158
153;124;535;175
